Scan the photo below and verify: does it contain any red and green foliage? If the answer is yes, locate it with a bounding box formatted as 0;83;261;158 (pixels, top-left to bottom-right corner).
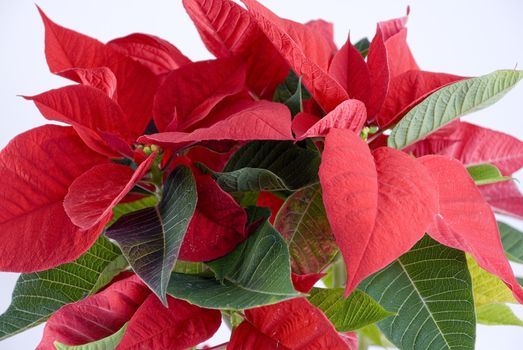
1;1;523;349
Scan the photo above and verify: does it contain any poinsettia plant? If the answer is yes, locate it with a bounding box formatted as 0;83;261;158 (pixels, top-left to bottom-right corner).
1;1;523;349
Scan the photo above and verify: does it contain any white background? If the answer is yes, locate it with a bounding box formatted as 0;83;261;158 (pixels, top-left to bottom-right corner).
0;0;522;349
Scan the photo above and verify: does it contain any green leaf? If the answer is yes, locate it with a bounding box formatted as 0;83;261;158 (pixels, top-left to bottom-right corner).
274;185;338;274
388;70;523;149
467;164;511;185
359;324;394;349
498;221;523;264
360;236;476;350
273;70;311;116
0;236;127;341
106;165;197;305
467;254;516;306
211;141;320;192
167;217;300;310
354;37;370;57
54;323;127;350
308;288;394;331
476;304;523;326
109;196;158;226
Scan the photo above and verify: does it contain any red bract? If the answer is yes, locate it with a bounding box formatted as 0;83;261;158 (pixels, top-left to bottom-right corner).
0;126;108;272
229;298;355;350
411;121;523;218
2;2;523;349
319;128;439;294
182;0;289;99
37;274;221;349
140;100;293;147
180;169;248;261
38;8;158;140
241;0;349;112
420;156;523;302
153;57;247;132
294;99;367;140
64;155;156;230
108;33;191;76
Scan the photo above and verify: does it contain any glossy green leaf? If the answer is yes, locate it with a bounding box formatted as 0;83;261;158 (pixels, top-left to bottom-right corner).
467;164;511;185
360;236;476;350
212;141;320;192
273;70;311;116
354;37;370;57
388;70;523;149
476;304;523;326
0;236;127;341
167;218;300;310
54;323;127;350
274;185;337;274
499;221;523;264
106;165;197;304
308;288;394;331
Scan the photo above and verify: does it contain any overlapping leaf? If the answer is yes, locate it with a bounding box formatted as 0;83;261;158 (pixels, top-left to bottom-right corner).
64;155;155;229
360;236;476;350
229;297;353;350
388;70;523;149
182;0;289;98
0;236;127;341
274;185;337;274
54;324;128;350
211;140;320;192
0;125;108;272
420;156;523;302
167;215;299;310
467;255;523;327
106;166;197;304
308;288;394;331
241;0;349;112
319;129;438;294
467;163;511;185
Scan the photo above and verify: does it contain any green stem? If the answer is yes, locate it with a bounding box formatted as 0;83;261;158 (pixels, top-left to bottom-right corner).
332;256;347;288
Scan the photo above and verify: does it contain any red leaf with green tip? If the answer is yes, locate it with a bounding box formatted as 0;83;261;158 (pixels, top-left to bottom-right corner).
64;154;155;230
182;0;288;99
153;57;247;132
420;155;523;303
241;0;349;112
108;33;191;75
229;298;353;350
0;125;108;272
319;129;438;295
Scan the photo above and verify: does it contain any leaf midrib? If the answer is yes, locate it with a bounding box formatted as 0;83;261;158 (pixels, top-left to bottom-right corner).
396;258;452;350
